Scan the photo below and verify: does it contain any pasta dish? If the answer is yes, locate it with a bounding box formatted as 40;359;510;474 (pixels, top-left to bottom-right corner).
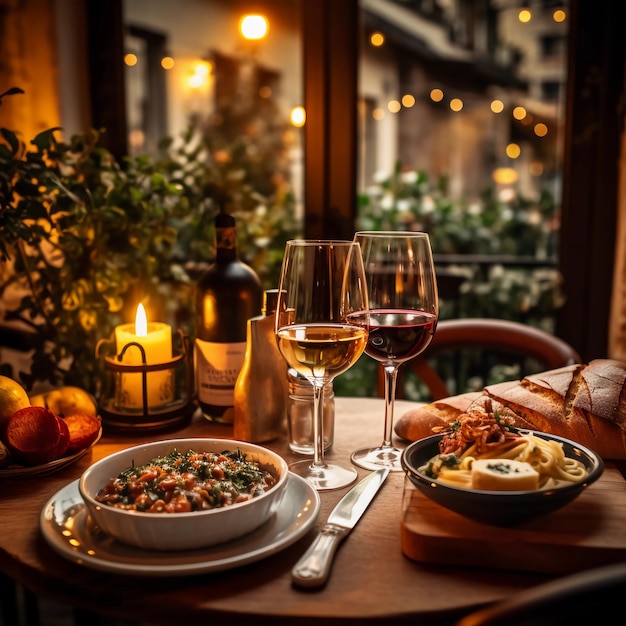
420;400;588;491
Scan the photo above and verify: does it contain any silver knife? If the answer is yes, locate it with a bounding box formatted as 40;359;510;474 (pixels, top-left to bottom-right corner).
291;467;389;588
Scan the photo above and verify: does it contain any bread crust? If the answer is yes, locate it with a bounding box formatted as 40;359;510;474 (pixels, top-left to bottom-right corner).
395;359;626;459
394;392;480;442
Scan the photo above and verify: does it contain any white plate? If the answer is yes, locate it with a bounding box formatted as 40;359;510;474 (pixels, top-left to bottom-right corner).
40;472;320;576
0;429;102;479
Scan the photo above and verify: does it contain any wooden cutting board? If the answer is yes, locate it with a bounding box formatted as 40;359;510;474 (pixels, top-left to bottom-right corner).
401;465;626;574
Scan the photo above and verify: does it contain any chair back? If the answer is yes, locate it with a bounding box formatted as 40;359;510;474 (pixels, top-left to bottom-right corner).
385;318;581;401
455;562;626;626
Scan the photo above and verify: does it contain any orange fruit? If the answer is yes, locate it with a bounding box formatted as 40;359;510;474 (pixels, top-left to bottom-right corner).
0;375;30;435
30;386;97;418
5;406;70;465
63;413;101;454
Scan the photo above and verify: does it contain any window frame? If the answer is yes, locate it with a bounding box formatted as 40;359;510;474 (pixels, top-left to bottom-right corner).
85;0;625;362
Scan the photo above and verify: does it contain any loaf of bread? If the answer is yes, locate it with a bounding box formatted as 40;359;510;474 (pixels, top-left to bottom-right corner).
394;359;626;459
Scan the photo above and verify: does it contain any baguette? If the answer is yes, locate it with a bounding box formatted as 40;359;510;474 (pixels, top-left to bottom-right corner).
395;359;626;460
394;392;481;442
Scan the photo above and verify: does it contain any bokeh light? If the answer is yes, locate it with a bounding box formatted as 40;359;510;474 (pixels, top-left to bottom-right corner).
450;98;463;112
506;143;521;159
370;32;385;47
240;15;268;40
430;88;444;102
290;106;306;127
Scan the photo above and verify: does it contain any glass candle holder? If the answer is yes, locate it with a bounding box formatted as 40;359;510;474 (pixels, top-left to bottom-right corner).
95;329;194;431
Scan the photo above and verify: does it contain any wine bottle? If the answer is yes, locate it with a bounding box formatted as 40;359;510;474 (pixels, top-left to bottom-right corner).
194;209;262;423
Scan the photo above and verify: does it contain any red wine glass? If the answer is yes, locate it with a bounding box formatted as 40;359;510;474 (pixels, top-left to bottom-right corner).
349;231;439;471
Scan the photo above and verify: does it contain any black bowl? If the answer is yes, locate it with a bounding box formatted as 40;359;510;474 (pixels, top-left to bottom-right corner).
401;431;604;526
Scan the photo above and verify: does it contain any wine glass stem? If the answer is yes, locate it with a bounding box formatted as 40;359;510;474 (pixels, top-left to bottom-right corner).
311;381;326;469
382;363;399;448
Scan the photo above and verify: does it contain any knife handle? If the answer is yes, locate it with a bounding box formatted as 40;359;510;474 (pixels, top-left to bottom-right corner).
291;524;350;588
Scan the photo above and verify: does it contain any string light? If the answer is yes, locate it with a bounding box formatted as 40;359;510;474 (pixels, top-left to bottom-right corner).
124;53;138;67
450;98;463;112
430;88;444;102
513;106;527;120
370;32;385;47
506;143;521;159
161;56;174;70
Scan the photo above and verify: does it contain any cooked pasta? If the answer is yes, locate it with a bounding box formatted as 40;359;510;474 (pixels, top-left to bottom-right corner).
421;400;588;491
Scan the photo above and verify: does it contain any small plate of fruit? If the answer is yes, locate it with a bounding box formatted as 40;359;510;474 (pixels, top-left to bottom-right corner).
0;376;102;478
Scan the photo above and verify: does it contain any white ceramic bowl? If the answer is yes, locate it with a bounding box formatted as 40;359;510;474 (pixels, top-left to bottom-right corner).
79;438;289;550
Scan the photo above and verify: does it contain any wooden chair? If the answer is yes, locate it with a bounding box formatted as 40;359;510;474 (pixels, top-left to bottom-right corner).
383;318;581;401
455;562;626;626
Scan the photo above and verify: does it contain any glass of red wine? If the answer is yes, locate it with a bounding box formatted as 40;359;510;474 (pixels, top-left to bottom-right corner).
349;231;439;471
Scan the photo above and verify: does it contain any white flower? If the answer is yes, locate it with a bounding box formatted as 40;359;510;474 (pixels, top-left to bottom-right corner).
400;170;418;184
364;185;383;199
373;171;388;184
467;202;482;216
422;195;435;213
527;209;542;225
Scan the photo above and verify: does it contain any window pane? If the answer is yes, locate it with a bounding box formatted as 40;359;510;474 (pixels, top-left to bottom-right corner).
119;0;306;297
122;0;304;216
353;0;571;401
358;0;569;248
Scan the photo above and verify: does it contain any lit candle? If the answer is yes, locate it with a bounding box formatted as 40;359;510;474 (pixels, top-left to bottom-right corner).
114;304;174;410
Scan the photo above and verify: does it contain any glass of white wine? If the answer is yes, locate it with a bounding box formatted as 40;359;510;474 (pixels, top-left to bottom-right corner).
275;240;369;490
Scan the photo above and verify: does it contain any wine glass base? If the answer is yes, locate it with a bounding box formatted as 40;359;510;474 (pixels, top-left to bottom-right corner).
351;446;404;472
288;459;358;491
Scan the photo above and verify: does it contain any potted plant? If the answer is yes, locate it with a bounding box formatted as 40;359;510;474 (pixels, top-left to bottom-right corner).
0;88;300;395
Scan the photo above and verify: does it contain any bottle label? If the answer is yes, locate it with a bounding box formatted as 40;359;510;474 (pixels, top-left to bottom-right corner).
216;226;236;251
195;338;246;406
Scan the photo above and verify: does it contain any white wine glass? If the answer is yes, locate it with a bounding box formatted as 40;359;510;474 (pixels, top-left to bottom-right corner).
349;231;438;471
275;240;369;490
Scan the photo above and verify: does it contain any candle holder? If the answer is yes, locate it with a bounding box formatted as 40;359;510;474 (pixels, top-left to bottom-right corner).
95;329;194;431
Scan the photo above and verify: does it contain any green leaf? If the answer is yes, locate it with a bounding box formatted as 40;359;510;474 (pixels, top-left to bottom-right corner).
31;128;63;151
0;128;21;155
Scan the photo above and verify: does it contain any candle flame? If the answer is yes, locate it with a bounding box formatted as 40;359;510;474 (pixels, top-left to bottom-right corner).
135;303;148;337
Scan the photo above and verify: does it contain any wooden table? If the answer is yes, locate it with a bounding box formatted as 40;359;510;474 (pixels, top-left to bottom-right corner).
0;397;563;626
